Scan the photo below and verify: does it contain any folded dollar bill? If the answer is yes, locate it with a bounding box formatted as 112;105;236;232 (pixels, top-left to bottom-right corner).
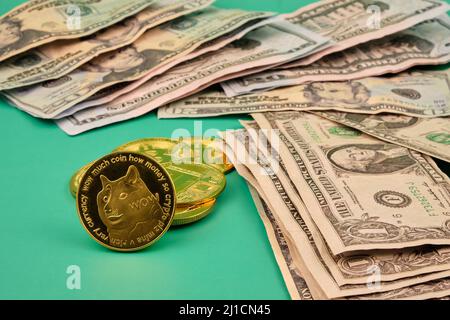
2;7;273;119
222;15;450;96
56;20;330;135
158;69;450;118
312;111;450;163
247;182;450;300
0;0;213;90
0;0;156;62
58;14;282;114
280;0;450;68
223;125;450;299
252;111;450;254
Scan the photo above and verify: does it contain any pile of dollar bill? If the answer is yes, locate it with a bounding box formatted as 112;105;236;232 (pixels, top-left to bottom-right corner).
0;0;325;133
1;0;447;136
219;113;450;300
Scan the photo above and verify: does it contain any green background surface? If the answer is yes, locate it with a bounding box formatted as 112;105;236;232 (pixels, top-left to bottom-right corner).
0;0;317;300
1;0;449;300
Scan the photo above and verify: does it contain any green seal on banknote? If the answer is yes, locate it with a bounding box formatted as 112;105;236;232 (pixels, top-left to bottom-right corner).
328;126;361;137
426;133;450;145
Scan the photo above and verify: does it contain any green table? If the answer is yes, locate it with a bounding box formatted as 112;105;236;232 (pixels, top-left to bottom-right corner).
0;0;315;300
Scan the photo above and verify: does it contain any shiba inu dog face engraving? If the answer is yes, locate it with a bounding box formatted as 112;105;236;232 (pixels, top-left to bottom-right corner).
97;165;164;241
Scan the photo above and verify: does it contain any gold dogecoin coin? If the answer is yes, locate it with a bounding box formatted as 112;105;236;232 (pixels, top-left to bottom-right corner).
76;152;176;252
114;138;226;206
173;198;216;226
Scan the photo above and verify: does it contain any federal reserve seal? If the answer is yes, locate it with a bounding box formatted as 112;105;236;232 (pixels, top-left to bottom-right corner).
426;133;450;145
374;190;412;208
328;126;362;137
76;152;176;252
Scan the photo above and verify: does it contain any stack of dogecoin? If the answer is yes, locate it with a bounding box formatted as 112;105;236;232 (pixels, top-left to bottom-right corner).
70;137;233;251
